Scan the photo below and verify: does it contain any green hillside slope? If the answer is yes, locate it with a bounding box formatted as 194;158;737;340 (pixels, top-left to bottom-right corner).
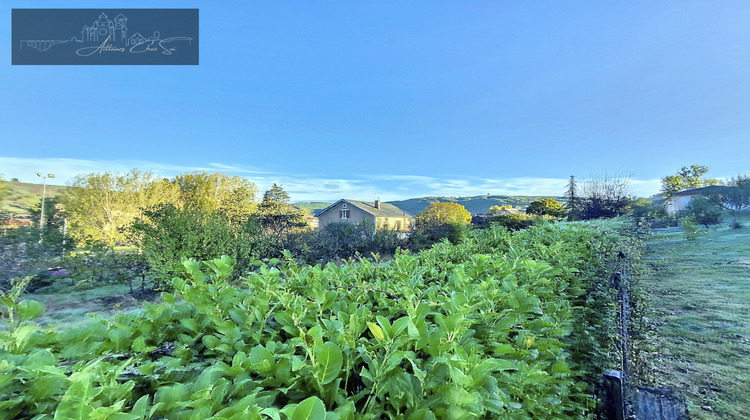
389;195;566;215
1;181;67;215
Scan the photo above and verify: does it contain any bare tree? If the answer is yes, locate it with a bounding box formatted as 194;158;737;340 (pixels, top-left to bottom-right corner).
578;172;634;219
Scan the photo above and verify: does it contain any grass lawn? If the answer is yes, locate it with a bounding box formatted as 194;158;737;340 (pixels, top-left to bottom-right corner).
27;282;151;329
639;221;750;419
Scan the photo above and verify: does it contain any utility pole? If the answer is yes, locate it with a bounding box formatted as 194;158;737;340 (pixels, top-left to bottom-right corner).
36;172;55;235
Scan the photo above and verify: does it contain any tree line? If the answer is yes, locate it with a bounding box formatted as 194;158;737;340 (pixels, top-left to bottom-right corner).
2;164;747;291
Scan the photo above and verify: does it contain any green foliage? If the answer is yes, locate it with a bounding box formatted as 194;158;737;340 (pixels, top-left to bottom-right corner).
629;198;674;227
486;213;549;231
411;203;472;249
256;184;308;256
129;204;265;284
390;195;558;216
408;223;468;251
64;170;259;248
62;248;150;292
680;218;705;241
416;202;471;227
0;177;9;204
172;171;258;219
564;176;580;220
0;222;636;418
677;196;722;228
629;198;654;218
526;198;566;218
370;228;406;254
661;164;719;199
710;175;750;228
312;221;373;260
0;225;67;289
63;169;180;246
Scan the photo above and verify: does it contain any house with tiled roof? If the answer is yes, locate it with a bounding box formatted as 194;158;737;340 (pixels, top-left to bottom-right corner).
316;199;415;233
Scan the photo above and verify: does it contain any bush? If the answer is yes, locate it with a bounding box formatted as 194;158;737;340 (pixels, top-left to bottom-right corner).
129;204;266;286
680;218;705;240
311;221;372;260
526;198;566;218
407;222;467;251
487;213;550;231
630;199;676;228
0;226;67;290
677;196;722;228
0;222;637;418
370;228;406;255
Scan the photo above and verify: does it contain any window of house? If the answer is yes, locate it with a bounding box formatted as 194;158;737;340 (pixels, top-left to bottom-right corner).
396;221;401;230
340;209;349;219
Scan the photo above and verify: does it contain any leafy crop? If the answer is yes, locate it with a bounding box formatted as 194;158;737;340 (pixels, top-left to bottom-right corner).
0;222;632;419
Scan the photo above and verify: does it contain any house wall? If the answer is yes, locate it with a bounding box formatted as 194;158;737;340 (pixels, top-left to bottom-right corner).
376;216;414;232
303;215;318;230
317;202;374;231
666;195;695;214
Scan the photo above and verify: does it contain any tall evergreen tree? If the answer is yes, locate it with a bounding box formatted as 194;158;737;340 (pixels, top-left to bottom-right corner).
564;175;580;220
256;184;307;250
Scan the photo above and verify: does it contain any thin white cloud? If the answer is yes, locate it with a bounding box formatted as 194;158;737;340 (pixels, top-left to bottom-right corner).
0;156;662;202
207;162;273;174
360;174;436;183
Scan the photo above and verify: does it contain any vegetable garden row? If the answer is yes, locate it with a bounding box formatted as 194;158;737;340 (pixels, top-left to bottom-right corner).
0;221;636;419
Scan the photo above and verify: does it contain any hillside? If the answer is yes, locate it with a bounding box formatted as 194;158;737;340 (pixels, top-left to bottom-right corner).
292;202;333;215
388;195;566;216
1;181;67;215
3;181;561;218
293;195;564;216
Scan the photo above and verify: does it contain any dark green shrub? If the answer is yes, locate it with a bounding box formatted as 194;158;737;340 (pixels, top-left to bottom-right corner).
370;228;405;255
488;213;547;231
677;196;722;228
407;222;467;251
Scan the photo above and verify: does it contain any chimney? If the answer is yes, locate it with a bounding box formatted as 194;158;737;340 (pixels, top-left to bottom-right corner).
374;199;381;209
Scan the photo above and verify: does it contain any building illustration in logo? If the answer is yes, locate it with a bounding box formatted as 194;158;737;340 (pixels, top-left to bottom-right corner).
81;13;128;43
19;11;188;52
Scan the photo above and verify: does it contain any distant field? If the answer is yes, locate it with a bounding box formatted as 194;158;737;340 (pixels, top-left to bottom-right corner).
639;217;750;419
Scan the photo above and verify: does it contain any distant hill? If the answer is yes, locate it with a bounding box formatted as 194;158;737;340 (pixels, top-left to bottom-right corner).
293;202;333;215
1;181;67;215
294;195;566;217
388;195;566;216
2;182;563;219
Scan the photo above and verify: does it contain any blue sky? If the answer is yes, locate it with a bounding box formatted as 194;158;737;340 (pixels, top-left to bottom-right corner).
2;1;750;201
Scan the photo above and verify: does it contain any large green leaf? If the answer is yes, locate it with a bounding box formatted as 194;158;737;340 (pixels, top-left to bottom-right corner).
53;373;100;420
291;396;326;420
12;324;39;352
16;300;45;322
314;342;343;385
248;345;276;375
